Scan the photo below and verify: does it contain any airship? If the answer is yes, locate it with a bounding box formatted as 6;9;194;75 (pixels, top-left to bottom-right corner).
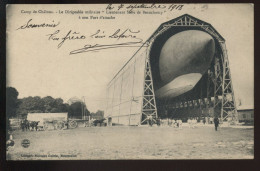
152;30;215;99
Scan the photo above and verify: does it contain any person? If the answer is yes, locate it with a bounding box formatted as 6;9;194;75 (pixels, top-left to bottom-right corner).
147;115;153;126
168;119;172;127
210;117;213;124
188;118;191;128
203;117;206;125
6;131;15;150
227;117;231;126
176;119;180;128
172;119;175;127
156;117;161;126
192;118;196;128
178;119;182;129
214;117;219;131
174;119;178;128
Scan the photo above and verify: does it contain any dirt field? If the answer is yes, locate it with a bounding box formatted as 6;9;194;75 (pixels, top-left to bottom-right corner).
7;124;254;160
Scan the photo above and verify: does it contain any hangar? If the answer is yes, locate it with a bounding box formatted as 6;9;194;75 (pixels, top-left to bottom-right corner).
105;14;237;125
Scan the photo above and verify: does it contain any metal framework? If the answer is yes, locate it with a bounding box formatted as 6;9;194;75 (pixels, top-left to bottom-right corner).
145;14;237;122
220;43;238;122
206;45;238;122
140;57;158;124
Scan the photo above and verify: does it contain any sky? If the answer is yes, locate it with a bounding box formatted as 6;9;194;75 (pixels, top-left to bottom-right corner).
6;4;254;112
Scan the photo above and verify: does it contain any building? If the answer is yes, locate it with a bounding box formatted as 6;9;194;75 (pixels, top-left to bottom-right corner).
237;106;254;123
105;14;237;125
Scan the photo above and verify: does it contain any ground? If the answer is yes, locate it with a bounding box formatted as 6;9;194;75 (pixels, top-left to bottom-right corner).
7;124;254;160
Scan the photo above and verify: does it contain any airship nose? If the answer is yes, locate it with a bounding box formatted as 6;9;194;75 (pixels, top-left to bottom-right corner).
159;30;215;85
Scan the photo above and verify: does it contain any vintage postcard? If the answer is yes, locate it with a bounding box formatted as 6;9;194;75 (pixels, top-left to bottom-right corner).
6;4;254;160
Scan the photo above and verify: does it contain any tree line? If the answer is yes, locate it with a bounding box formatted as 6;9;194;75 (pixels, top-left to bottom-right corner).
6;87;90;120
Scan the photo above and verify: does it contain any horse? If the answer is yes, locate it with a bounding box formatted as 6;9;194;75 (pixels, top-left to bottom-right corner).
93;118;106;126
29;121;40;131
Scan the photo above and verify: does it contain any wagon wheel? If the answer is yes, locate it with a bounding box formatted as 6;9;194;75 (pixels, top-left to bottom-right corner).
69;120;78;129
56;121;65;130
43;122;49;131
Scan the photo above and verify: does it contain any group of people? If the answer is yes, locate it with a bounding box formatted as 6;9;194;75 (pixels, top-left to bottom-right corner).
188;117;220;130
20;119;40;131
152;118;183;128
170;119;183;128
148;116;220;131
187;118;198;128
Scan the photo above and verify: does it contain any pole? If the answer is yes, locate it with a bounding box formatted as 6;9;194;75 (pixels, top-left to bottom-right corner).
82;96;87;120
81;101;83;120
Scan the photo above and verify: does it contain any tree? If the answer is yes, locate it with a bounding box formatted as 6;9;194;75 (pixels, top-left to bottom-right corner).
58;103;70;112
11;94;91;119
17;96;45;117
16;96;71;117
90;110;104;120
68;102;85;119
95;110;104;115
67;102;90;119
6;87;19;119
43;96;56;113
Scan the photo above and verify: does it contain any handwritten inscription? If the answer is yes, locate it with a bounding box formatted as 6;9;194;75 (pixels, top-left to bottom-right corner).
47;30;86;48
16;4;181;55
46;29;142;49
17;19;60;30
91;29;141;41
106;3;184;12
17;18;143;53
69;41;147;55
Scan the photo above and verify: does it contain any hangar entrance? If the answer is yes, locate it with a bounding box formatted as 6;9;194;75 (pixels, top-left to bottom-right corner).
105;14;237;126
147;15;238;123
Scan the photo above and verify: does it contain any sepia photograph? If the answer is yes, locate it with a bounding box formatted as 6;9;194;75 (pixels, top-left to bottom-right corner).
6;4;254;160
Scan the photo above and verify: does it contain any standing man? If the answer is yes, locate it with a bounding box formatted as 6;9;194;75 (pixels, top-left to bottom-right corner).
188;118;191;128
156;117;161;126
179;119;182;129
214;117;219;131
147;115;153;126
